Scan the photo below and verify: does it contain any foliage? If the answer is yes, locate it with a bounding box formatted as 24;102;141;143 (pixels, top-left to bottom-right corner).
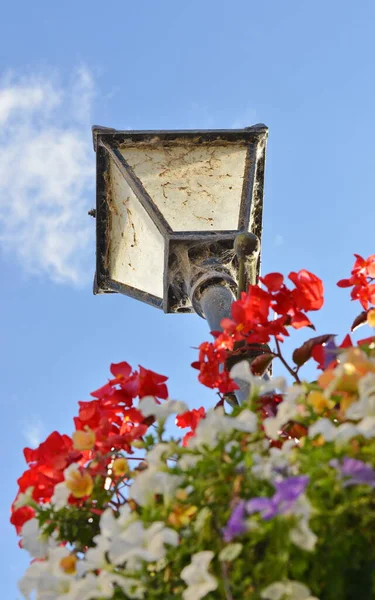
12;253;375;600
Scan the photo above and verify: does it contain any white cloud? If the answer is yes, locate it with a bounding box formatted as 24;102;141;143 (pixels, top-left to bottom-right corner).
0;68;95;285
22;418;44;448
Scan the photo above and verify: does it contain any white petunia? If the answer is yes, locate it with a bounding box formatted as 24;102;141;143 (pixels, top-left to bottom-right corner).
19;546;77;600
261;580;319;600
51;481;71;510
346;373;375;420
108;520;179;568
138;396;188;420
145;442;174;466
308;418;336;442
288;495;317;552
358;416;375;438
290;518;317;552
252;441;296;481
180;551;218;600
67;571;113;600
130;467;183;506
187;407;258;451
230;361;286;395
233;409;258;433
20;518;57;559
334;423;360;445
178;452;201;471
99;504;133;540
78;536;110;575
68;571;145;600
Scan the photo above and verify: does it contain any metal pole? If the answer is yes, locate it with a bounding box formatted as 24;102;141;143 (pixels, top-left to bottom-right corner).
197;284;251;405
197;283;271;406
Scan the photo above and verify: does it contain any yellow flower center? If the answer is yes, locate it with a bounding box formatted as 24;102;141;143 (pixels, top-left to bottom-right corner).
66;469;94;498
307;390;334;414
59;555;77;575
368;309;375;328
112;457;129;477
72;427;96;451
168;504;198;528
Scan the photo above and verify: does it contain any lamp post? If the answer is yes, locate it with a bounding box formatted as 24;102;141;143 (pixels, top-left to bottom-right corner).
91;126;269;403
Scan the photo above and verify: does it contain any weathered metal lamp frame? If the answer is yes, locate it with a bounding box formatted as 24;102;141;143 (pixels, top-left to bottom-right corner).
92;126;268;314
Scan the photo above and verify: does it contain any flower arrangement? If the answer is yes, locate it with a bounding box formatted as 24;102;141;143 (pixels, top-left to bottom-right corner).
11;253;375;600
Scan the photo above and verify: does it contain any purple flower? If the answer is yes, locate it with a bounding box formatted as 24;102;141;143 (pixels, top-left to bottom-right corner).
330;457;375;488
246;476;309;521
222;501;247;542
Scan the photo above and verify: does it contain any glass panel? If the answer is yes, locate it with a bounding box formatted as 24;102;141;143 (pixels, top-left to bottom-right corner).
107;158;165;298
120;143;247;231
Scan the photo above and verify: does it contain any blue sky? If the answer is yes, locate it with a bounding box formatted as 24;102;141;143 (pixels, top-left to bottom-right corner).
1;0;375;596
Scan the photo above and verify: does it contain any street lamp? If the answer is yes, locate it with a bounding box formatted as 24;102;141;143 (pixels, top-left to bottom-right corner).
91;126;269;401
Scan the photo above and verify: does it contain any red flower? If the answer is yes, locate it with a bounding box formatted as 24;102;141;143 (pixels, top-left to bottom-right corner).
110;361;132;381
352;253;375;278
176;407;206;446
176;407;206;430
192;341;238;394
24;432;80;475
337;254;375;309
10;505;35;534
137;367;168;399
288;270;324;311
260;272;284;292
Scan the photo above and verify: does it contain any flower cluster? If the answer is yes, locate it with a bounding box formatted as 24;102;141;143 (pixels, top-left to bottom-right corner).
11;362;168;534
192;269;324;395
12;253;375;600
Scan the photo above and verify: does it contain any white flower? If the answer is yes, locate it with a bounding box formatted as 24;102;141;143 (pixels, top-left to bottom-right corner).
234;409;258;433
67;571;144;600
263;386;305;440
19;547;77;599
99;504;133;540
78;536;110;574
178;452;200;471
290;518;317;552
308;418;336;442
287;495;317;552
230;361;286;395
108;520;178;568
51;481;71;510
180;551;218;600
334;423;359;444
109;574;145;599
252;442;295;481
145;442;173;466
346;373;375;419
20;518;56;559
261;580;319;600
130;467;183;506
187;407;257;451
358;416;375;438
138;396;188;420
67;572;112;600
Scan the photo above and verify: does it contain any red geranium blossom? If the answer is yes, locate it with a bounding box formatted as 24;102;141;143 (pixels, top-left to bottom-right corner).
337;254;375;309
176;407;206;446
